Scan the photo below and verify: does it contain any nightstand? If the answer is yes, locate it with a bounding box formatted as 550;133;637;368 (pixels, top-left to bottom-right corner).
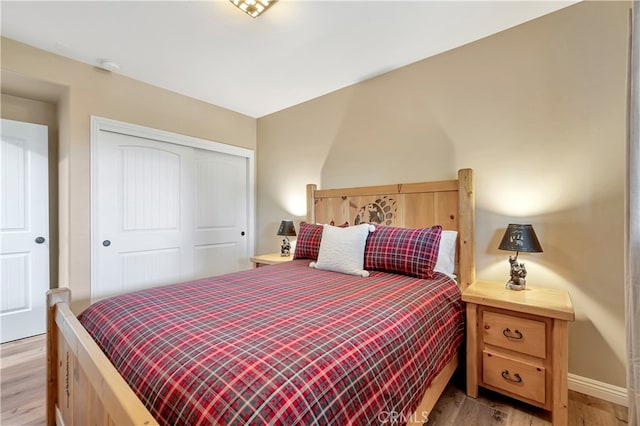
250;253;294;268
462;280;575;426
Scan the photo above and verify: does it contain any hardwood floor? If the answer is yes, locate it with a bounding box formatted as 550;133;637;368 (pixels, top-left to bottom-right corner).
0;334;629;425
1;334;46;425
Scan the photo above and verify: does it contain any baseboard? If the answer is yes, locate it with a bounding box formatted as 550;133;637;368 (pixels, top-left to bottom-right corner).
568;373;628;407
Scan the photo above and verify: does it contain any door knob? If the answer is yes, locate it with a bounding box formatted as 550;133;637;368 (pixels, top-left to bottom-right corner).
35;236;46;244
102;240;111;247
241;231;245;236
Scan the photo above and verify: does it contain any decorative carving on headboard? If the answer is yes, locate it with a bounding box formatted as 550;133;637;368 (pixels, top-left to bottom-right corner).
353;196;397;226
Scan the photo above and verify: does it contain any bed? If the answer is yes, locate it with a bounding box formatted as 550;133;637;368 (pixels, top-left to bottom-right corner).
46;168;475;425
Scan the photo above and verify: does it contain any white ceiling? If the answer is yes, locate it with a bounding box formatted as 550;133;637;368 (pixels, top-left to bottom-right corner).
1;1;578;118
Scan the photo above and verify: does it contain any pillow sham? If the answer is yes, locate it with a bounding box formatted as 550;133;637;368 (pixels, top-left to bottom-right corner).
310;223;375;277
364;225;442;279
293;221;348;260
433;230;457;278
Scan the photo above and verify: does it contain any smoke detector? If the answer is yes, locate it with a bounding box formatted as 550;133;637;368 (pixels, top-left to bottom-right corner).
98;59;120;72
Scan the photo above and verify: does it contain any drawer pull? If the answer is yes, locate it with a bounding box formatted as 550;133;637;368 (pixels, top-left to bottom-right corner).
501;370;523;383
502;328;523;340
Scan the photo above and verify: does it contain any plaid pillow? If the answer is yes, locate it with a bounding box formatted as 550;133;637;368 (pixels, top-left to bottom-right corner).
364;225;443;279
294;222;324;260
294;222;349;260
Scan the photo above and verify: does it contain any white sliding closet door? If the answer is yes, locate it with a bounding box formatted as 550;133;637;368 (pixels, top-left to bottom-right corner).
92;118;253;300
95;131;192;298
193;149;248;280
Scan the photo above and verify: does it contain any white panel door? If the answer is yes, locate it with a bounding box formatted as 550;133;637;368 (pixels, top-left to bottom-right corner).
94;131;193;299
193;149;250;279
93;126;251;299
0;119;49;343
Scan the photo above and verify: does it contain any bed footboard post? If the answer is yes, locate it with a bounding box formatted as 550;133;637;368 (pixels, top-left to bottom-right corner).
47;288;70;426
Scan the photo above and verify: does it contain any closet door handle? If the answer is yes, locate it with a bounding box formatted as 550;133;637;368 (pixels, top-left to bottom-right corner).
35;236;46;244
102;240;111;247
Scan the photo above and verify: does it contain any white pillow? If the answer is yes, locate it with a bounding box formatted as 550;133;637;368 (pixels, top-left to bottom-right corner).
310;223;375;277
434;230;457;279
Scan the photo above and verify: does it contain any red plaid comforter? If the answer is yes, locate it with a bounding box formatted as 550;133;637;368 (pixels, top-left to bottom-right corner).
79;260;464;425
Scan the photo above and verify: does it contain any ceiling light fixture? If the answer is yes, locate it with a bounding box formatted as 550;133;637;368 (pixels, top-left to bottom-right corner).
230;0;276;18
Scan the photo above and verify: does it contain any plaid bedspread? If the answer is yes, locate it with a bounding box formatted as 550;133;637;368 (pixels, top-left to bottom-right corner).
79;260;464;425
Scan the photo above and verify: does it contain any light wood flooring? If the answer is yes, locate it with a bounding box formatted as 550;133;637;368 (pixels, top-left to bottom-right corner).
1;334;629;425
1;334;46;425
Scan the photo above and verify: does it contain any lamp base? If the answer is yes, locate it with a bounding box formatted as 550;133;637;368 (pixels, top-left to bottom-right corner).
505;280;526;291
280;237;291;257
506;254;527;291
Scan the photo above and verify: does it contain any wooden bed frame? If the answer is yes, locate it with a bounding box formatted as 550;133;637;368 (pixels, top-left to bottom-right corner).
46;168;475;426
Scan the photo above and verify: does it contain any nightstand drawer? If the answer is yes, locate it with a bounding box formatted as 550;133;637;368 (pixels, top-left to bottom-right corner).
483;311;546;358
483;350;546;404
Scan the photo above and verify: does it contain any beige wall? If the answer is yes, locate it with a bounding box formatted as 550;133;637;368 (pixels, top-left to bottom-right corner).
1;1;629;389
1;37;257;311
1;94;59;289
257;1;630;388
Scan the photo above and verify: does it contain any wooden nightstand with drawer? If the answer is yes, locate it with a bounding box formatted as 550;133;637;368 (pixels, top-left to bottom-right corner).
462;280;575;425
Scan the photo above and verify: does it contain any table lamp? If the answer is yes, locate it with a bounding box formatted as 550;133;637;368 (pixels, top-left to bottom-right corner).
277;220;296;256
498;224;543;290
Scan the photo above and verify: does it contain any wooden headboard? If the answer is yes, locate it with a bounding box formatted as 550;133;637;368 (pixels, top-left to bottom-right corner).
305;169;476;290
